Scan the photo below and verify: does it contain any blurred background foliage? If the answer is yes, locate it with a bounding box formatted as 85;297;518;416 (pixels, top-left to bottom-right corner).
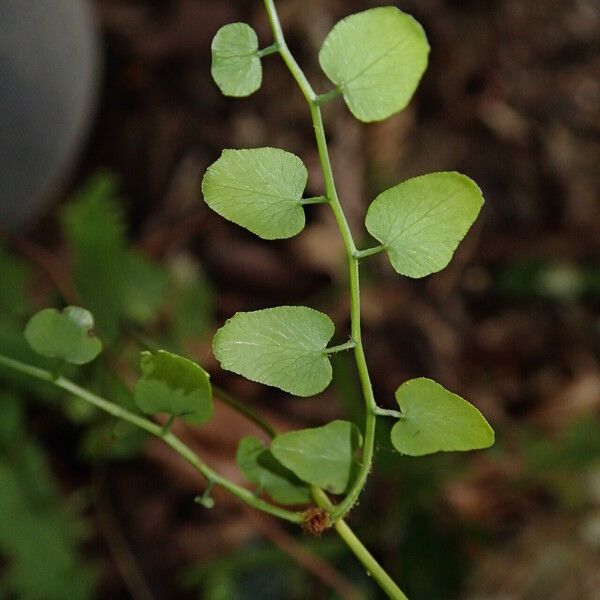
0;0;599;598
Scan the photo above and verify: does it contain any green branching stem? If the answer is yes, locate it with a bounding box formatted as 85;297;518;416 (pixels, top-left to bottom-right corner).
263;0;377;522
0;354;302;524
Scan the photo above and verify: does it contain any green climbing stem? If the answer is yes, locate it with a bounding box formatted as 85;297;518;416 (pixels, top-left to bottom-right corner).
262;1;406;598
263;0;377;523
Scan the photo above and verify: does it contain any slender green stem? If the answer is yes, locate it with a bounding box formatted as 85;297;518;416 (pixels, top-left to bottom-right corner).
0;354;303;524
300;195;328;205
312;488;408;600
212;384;277;439
324;340;356;354
353;245;386;260
308;102;357;254
263;0;377;524
257;43;280;57
263;0;316;104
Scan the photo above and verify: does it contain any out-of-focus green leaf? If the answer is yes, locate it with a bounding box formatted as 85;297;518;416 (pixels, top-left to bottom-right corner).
122;252;169;325
62;173;127;344
24;306;102;365
63;396;98;424
165;256;214;348
0;440;95;599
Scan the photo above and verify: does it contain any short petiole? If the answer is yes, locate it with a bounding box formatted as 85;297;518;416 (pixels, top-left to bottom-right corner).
195;479;216;509
352;245;386;260
161;414;176;435
300;195;328;205
324;340;356;355
313;88;342;106
373;406;404;420
257;43;280;57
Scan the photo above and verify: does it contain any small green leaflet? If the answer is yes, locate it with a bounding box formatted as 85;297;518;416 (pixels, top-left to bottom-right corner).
134;350;213;425
271;420;362;494
211;23;262;97
365;172;484;278
213;306;334;397
24;307;102;365
319;7;429;122
390;378;494;456
202;148;308;240
236;436;310;505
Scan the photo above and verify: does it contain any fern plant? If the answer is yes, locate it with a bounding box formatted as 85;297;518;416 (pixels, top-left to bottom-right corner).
0;3;494;598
